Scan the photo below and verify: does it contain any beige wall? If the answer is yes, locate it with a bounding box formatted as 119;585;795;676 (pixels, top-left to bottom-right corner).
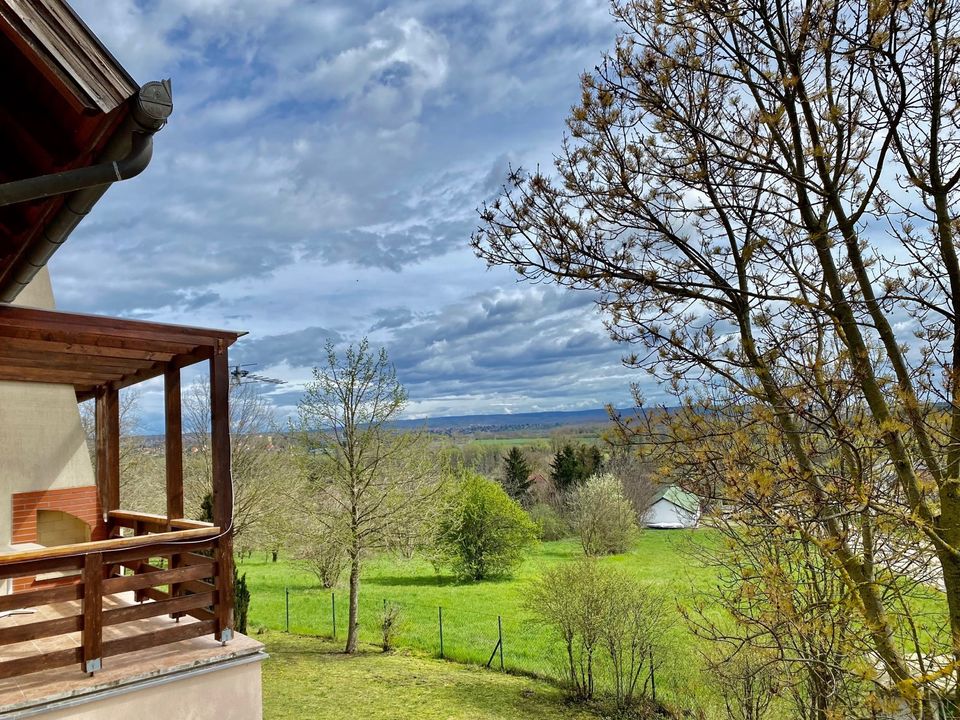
0;268;96;546
37;660;264;720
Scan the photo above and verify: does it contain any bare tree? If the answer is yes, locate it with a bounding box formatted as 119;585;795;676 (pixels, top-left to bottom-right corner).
79;389;162;511
473;0;960;714
183;378;285;548
294;339;439;654
603;446;660;524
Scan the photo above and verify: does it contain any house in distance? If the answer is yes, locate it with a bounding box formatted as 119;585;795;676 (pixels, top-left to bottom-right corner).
644;486;701;529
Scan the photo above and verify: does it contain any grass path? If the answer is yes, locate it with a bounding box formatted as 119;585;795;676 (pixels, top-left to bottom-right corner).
262;631;601;720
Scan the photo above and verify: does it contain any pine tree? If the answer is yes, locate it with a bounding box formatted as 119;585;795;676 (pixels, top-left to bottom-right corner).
576;445;603;483
550;444;581;494
501;446;532;502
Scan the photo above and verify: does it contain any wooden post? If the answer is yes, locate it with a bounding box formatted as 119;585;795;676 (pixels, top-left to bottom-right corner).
165;366;184;523
95;387;108;522
82;553;103;674
210;348;234;641
95;385;120;535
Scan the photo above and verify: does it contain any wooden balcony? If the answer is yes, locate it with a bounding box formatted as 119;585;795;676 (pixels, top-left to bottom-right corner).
0;512;231;678
0;305;245;682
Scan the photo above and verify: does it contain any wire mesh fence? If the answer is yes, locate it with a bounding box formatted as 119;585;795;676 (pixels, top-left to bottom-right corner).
264;586;568;682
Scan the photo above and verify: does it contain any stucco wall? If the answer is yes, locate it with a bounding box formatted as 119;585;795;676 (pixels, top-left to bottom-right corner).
0;268;96;547
36;659;264;720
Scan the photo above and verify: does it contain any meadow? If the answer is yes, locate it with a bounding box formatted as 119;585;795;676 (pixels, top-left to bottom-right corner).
242;530;726;716
261;631;602;719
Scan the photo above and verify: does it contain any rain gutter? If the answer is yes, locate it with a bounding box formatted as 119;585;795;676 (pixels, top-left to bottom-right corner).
0;80;174;302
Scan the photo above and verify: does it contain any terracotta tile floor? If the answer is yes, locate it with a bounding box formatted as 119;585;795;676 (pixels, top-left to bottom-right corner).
0;592;264;715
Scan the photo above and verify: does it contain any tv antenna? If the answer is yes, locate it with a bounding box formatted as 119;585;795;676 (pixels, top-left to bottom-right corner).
230;364;286;387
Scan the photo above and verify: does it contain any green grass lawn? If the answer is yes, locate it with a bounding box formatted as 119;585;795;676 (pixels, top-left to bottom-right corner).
242;531;724;716
262;631;601;719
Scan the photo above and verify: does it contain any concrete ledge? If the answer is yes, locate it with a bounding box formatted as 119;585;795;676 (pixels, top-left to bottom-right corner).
5;651;267;720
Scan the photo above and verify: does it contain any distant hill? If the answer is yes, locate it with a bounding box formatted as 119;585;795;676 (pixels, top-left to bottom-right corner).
391;408;635;435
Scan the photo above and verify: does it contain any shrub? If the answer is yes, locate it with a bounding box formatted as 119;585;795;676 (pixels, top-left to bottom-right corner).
708;648;781;720
379;602;403;652
569;473;637;555
234;569;250;634
296;538;348;588
527;560;671;709
433;471;539;581
529;502;569;541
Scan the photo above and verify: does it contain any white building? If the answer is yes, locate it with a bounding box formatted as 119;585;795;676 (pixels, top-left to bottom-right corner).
645;486;701;529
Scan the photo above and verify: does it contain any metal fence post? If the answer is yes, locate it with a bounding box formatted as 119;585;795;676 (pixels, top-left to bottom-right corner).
438;606;444;658
332;593;337;640
498;615;504;671
285;587;289;633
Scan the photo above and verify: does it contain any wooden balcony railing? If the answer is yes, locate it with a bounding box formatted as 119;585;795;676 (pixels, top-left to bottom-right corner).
0;511;233;680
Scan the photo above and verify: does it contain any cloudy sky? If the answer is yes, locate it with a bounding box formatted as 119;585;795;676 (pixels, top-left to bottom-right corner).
53;0;644;430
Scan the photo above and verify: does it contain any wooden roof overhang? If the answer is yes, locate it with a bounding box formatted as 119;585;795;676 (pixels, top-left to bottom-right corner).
0;304;245;402
0;0;164;300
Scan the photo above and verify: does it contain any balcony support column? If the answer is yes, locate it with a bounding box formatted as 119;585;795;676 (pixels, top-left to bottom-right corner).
210;347;234;642
165;366;184;523
95;384;120;536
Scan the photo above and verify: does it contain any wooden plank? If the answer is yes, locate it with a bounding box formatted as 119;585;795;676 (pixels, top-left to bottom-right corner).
0;367;122;384
0;527;219;564
103;591;216;626
0;582;82;612
0;324;201;359
0;349;152;372
82;553;102;671
0;335;176;362
0;555;84;579
0;614;82;647
102;619;217;659
0;646;81;680
108;510;212;531
180;579;216;595
165;367;184;521
2;0;137;112
179;552;218;567
102;562;215;595
106;538;218;565
0;305;241;343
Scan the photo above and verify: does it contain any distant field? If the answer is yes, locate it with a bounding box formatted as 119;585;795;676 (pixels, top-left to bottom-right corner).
261;631;601;720
463;437;554;448
241;531;725;716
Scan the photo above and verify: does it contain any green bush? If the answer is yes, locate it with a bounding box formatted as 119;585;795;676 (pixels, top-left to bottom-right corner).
433;471;538;581
527;559;671;709
529;502;570;541
570;473;637;556
234;568;251;634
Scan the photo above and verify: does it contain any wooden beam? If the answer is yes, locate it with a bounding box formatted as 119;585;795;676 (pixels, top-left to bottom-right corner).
210;350;232;530
210;349;234;639
82;552;102;673
104;384;120;515
165;367;184;522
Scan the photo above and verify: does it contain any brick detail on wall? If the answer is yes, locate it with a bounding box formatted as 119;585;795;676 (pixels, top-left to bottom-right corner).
10;486;106;592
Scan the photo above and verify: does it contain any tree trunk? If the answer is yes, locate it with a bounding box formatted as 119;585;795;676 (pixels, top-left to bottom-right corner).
345;549;361;653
